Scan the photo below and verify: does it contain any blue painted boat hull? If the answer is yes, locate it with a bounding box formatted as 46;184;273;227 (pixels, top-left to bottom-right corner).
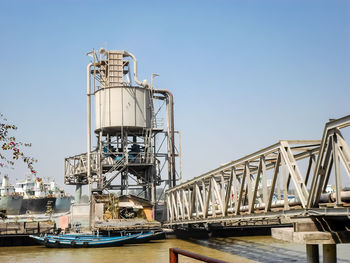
29;234;138;248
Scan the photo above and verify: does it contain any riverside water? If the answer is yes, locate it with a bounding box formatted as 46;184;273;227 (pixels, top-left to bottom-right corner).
1;236;350;263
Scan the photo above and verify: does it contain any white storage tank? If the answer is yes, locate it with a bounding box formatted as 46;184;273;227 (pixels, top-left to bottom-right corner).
95;86;152;133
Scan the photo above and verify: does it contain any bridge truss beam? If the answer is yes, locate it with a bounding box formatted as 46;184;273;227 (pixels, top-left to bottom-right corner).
165;115;350;227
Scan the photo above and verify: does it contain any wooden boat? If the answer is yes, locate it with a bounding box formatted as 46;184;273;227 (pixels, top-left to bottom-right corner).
29;234;138;248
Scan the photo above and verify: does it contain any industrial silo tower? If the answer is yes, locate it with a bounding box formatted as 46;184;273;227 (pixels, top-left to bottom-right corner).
64;49;181;213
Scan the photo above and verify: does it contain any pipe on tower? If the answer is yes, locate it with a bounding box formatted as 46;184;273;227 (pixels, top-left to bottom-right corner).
87;62;92;229
153;89;176;187
87;63;93;184
123;51;144;87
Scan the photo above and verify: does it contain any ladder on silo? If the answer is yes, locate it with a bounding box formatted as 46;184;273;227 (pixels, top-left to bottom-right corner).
107;51;124;87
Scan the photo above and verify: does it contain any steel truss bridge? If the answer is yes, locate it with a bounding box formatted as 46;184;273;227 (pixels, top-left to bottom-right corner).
164;115;350;230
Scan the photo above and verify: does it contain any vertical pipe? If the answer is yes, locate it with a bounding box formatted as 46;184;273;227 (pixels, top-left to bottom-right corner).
93;50;96;93
87;63;92;230
98;131;103;189
153;90;176;187
165;98;172;186
169;92;176;187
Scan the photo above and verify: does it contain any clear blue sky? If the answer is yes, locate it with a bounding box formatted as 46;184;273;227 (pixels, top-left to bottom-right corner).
0;0;349;192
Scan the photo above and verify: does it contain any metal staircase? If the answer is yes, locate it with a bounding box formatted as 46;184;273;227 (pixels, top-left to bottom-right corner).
102;156;127;190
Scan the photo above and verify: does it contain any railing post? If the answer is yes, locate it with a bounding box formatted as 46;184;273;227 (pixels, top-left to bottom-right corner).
169;248;229;263
169;248;178;263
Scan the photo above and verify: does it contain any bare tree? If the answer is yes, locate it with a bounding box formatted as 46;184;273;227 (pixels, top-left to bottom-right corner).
0;113;37;174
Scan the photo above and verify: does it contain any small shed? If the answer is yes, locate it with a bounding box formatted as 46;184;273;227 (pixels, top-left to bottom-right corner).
118;195;154;221
93;194;154;222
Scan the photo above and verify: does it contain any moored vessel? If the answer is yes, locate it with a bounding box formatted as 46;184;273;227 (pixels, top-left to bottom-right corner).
54;195;71;213
0;176;23;215
44;180;71;213
29;233;139;248
15;175;56;214
29;231;165;248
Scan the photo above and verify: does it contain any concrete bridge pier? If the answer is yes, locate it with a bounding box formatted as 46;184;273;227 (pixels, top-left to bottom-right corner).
75;185;82;204
322;244;336;263
306;244;337;263
306;244;319;263
272;226;346;263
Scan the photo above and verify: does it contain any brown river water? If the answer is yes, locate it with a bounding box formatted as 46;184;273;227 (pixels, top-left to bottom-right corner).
0;236;349;263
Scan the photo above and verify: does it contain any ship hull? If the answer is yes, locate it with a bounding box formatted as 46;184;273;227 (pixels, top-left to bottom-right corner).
0;195;23;215
20;197;56;214
55;196;71;213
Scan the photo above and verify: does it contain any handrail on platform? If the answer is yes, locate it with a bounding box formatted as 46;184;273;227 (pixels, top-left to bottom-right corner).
169;248;229;263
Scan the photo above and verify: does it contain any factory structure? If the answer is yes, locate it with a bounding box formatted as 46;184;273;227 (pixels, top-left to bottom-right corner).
63;49;181;226
1;48;349;262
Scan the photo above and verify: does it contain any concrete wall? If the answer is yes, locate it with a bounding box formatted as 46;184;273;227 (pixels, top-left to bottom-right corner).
70;204;90;228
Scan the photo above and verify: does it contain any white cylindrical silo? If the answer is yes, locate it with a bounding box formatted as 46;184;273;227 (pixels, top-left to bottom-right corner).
94;86;152;133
